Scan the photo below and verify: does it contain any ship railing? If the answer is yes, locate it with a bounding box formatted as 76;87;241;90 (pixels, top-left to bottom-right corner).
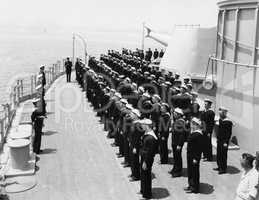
0;59;66;151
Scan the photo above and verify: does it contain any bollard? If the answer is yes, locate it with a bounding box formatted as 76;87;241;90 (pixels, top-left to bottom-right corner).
8;139;31;170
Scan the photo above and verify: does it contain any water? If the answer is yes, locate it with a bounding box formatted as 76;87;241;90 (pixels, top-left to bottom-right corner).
0;29;164;105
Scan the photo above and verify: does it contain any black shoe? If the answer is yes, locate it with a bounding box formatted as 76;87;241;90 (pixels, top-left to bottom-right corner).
117;154;123;158
213;167;220;171
183;186;192;191
172;173;182;178
137;190;143;194
218;170;226;174
168;170;173;175
129;177;139;182
123;164;130;168
142;194;152;199
186;189;199;194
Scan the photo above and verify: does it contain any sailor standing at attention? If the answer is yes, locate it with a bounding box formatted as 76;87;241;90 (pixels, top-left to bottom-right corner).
39;65;46;96
139;119;158;199
184;117;203;194
65;57;72;82
214;107;233;174
200;99;215;161
31;98;45;154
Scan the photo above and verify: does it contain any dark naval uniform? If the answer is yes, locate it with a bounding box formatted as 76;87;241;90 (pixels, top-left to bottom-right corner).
130;120;143;180
158;112;171;164
170;117;186;176
65;59;72;82
31;108;44;154
200;109;215;161
216;118;233;173
140;130;158;199
186;130;203;193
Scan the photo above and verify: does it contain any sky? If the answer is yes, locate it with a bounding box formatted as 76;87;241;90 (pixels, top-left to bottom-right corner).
0;0;219;32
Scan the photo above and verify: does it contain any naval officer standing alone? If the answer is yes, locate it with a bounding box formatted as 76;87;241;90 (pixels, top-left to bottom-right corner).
65;57;72;82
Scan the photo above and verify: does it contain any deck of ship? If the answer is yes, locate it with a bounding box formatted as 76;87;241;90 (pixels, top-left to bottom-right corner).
8;73;244;200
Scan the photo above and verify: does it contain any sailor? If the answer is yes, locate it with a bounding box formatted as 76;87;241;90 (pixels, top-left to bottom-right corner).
128;108;141;181
170;108;186;177
39;65;46;95
153;49;159;60
122;103;134;168
184;117;203;193
214;107;233;174
200;99;215;161
190;91;200;118
178;85;192;118
31;98;45;154
158;103;171;164
116;98;128;155
65;57;72;82
115;98;128;158
139;119;158;199
35;83;47;116
75;58;81;83
159;49;164;58
151;94;162;137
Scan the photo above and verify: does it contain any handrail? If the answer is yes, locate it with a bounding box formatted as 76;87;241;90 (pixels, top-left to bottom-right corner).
0;59;66;151
209;56;259;68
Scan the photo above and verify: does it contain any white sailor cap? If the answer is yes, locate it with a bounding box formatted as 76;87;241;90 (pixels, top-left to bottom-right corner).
142;92;150;98
35;84;42;90
115;92;122;99
219;106;228;112
181;85;188;90
204;98;213;104
174;108;183;115
140;119;152;125
40;65;45;69
126;104;133;110
32;98;40;103
121;99;128;104
132;109;141;117
138;86;145;93
191;91;198;96
152;94;161;101
191;117;202;126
